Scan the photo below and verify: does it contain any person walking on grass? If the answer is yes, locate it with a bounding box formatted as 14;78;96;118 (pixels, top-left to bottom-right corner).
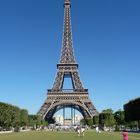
95;126;99;133
123;129;128;140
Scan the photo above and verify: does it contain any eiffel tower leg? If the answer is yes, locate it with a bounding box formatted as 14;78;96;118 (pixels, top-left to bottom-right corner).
63;106;65;125
71;107;72;125
74;108;75;125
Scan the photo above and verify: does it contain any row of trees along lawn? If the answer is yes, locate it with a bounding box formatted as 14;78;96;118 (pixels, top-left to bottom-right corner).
124;97;140;129
81;108;140;131
0;102;48;131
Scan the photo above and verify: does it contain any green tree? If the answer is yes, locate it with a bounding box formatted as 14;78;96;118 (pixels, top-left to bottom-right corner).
138;120;140;130
80;119;86;125
36;115;42;126
114;110;125;125
0;103;11;128
126;121;138;130
28;115;42;128
10;106;21;127
0;102;21;128
124;97;140;122
28;115;35;127
93;116;99;125
86;118;93;126
102;108;113;114
99;109;115;128
114;110;125;130
41;120;48;127
20;109;28;126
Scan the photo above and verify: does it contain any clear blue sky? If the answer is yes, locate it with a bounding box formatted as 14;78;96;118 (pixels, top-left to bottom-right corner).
0;0;140;115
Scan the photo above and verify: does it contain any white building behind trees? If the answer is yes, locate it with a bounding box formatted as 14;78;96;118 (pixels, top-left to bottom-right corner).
54;114;83;125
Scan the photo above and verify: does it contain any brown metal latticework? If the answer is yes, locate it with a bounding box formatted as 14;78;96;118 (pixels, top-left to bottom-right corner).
38;0;98;121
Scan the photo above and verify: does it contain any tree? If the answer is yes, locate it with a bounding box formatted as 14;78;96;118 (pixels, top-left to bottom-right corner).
20;109;28;126
0;103;11;128
28;115;42;128
80;119;86;125
10;106;21;127
93;116;99;125
138;120;140;130
114;110;125;130
86;118;93;126
99;113;106;127
41;120;48;127
126;121;138;130
102;108;113;114
99;109;115;128
0;102;29;130
28;115;35;127
114;110;125;125
0;102;20;128
36;115;42;126
124;97;140;122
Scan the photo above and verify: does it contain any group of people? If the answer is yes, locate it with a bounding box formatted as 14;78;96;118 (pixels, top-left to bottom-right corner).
76;125;128;140
76;126;85;137
95;125;128;140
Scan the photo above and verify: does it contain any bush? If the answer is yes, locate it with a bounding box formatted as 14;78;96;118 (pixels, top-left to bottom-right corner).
14;127;20;132
115;125;119;131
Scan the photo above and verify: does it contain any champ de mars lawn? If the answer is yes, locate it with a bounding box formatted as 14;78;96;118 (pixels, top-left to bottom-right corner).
0;130;140;140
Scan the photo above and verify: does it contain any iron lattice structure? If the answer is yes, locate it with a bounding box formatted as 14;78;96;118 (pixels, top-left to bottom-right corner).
38;0;98;121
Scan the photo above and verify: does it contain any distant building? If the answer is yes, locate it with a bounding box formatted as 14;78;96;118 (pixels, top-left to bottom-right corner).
72;114;83;125
55;115;63;125
54;114;83;125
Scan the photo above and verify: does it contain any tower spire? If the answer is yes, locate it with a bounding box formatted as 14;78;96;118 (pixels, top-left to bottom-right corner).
59;0;76;64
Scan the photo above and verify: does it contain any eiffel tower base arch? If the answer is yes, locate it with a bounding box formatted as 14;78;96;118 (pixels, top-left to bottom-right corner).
38;90;98;124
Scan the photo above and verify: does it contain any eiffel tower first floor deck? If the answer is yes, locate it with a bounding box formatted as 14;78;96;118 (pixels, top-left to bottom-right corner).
38;90;98;120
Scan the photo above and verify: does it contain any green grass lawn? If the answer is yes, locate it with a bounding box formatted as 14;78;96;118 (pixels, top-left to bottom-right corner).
0;130;139;140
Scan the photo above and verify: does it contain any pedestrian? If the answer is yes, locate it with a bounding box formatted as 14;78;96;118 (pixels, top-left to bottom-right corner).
122;129;128;140
95;126;99;133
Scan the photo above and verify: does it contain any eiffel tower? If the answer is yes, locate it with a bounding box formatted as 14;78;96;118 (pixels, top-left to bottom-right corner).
38;0;98;123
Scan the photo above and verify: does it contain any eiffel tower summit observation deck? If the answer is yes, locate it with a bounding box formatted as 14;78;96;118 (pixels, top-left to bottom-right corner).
38;0;98;123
